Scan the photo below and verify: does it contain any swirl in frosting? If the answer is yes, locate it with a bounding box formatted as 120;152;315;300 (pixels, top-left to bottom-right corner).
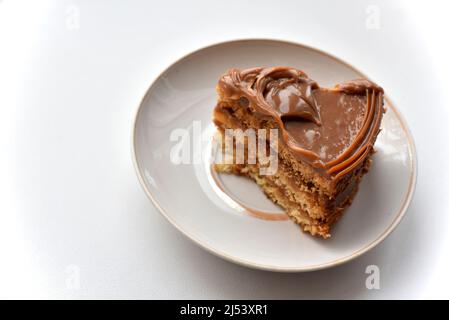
217;66;385;181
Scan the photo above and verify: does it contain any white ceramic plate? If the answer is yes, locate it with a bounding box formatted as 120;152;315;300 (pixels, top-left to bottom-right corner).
132;39;417;272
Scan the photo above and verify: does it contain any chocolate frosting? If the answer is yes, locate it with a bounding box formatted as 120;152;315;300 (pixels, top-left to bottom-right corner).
217;67;385;180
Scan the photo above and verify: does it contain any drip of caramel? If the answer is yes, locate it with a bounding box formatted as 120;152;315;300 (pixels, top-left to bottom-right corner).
217;67;385;180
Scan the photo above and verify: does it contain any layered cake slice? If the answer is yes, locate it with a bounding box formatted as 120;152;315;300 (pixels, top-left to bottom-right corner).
212;67;385;238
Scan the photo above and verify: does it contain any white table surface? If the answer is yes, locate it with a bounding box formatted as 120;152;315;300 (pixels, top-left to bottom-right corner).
1;0;448;299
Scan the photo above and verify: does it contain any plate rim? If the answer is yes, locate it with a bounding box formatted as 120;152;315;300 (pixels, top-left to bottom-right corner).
131;38;418;272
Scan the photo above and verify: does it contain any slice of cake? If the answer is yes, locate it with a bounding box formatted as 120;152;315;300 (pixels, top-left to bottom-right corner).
212;67;385;238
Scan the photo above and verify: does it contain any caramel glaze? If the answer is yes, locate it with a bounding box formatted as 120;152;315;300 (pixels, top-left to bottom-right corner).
217;66;385;182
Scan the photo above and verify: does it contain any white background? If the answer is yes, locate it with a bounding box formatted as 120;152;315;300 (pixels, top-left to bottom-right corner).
1;0;448;299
